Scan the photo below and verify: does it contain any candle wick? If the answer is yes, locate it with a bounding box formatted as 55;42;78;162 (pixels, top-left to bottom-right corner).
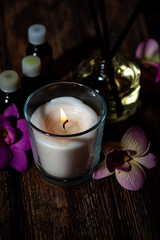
63;119;69;129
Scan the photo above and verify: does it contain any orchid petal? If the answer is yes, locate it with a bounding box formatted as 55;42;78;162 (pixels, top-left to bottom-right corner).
3;104;19;119
146;61;159;68
120;126;150;156
10;147;28;172
150;63;160;83
154;65;160;83
5;126;15;144
136;38;160;63
102;141;120;156
115;161;146;191
0;144;12;169
0;114;10;128
106;148;132;172
0;117;15;144
12;119;31;151
146;62;160;83
115;161;131;172
134;153;158;169
93;159;114;179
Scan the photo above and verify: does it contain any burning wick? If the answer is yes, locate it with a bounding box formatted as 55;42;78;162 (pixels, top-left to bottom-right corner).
60;107;69;130
63;119;69;129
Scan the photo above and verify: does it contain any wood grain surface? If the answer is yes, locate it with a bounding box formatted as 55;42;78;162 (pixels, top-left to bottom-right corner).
0;0;160;239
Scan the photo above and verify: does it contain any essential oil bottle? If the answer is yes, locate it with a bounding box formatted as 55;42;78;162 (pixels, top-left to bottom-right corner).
26;24;53;83
0;70;23;116
21;55;44;101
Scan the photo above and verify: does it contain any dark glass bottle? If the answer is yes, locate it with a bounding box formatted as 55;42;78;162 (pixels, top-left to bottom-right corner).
26;24;53;84
21;55;44;101
0;70;23;116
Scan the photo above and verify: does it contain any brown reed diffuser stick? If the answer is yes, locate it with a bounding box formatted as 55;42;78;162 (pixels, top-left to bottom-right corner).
88;0;105;59
99;0;124;116
110;0;144;59
99;0;111;58
88;0;124;117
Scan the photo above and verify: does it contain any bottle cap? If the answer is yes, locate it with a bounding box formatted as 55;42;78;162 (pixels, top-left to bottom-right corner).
22;55;41;77
28;24;46;45
0;70;19;93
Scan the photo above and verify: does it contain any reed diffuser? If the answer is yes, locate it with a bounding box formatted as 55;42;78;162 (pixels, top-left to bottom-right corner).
73;0;143;122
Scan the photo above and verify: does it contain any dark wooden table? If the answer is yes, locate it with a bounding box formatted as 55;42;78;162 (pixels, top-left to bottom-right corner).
0;0;160;239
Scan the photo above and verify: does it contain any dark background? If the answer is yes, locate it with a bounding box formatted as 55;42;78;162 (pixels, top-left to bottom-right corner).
0;0;160;239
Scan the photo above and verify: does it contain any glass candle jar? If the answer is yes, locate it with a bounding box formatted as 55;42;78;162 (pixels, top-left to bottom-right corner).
73;53;141;122
24;82;106;186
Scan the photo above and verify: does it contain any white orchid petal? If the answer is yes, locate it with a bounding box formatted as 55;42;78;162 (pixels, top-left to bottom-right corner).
93;159;114;179
115;161;146;191
134;153;158;169
120;126;150;156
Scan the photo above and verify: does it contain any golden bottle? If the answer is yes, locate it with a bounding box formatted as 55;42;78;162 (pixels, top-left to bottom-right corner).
73;53;141;122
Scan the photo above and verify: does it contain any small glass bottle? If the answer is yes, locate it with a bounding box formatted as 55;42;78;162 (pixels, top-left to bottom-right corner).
21;55;43;100
0;70;23;115
26;24;53;83
73;53;141;122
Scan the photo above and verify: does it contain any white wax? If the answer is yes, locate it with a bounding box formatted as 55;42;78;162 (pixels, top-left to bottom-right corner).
31;97;99;178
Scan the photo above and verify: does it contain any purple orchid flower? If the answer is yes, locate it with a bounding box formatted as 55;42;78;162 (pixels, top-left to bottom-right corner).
0;104;31;172
136;38;160;83
93;126;158;191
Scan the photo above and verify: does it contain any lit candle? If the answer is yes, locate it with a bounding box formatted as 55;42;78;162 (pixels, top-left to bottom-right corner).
30;97;99;178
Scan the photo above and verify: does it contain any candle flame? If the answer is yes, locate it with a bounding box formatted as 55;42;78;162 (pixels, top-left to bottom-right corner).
60;108;68;130
60;108;67;123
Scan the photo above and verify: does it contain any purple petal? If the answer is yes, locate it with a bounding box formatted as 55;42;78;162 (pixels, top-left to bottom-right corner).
0;114;10;128
115;161;131;172
10;147;28;172
5;126;16;144
134;153;158;169
0;119;15;144
155;63;160;83
12;119;31;151
120;126;150;157
0;144;12;169
93;159;114;179
102;141;120;156
106;148;132;172
146;62;160;83
136;38;160;63
146;61;159;68
3;104;19;119
115;160;146;191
